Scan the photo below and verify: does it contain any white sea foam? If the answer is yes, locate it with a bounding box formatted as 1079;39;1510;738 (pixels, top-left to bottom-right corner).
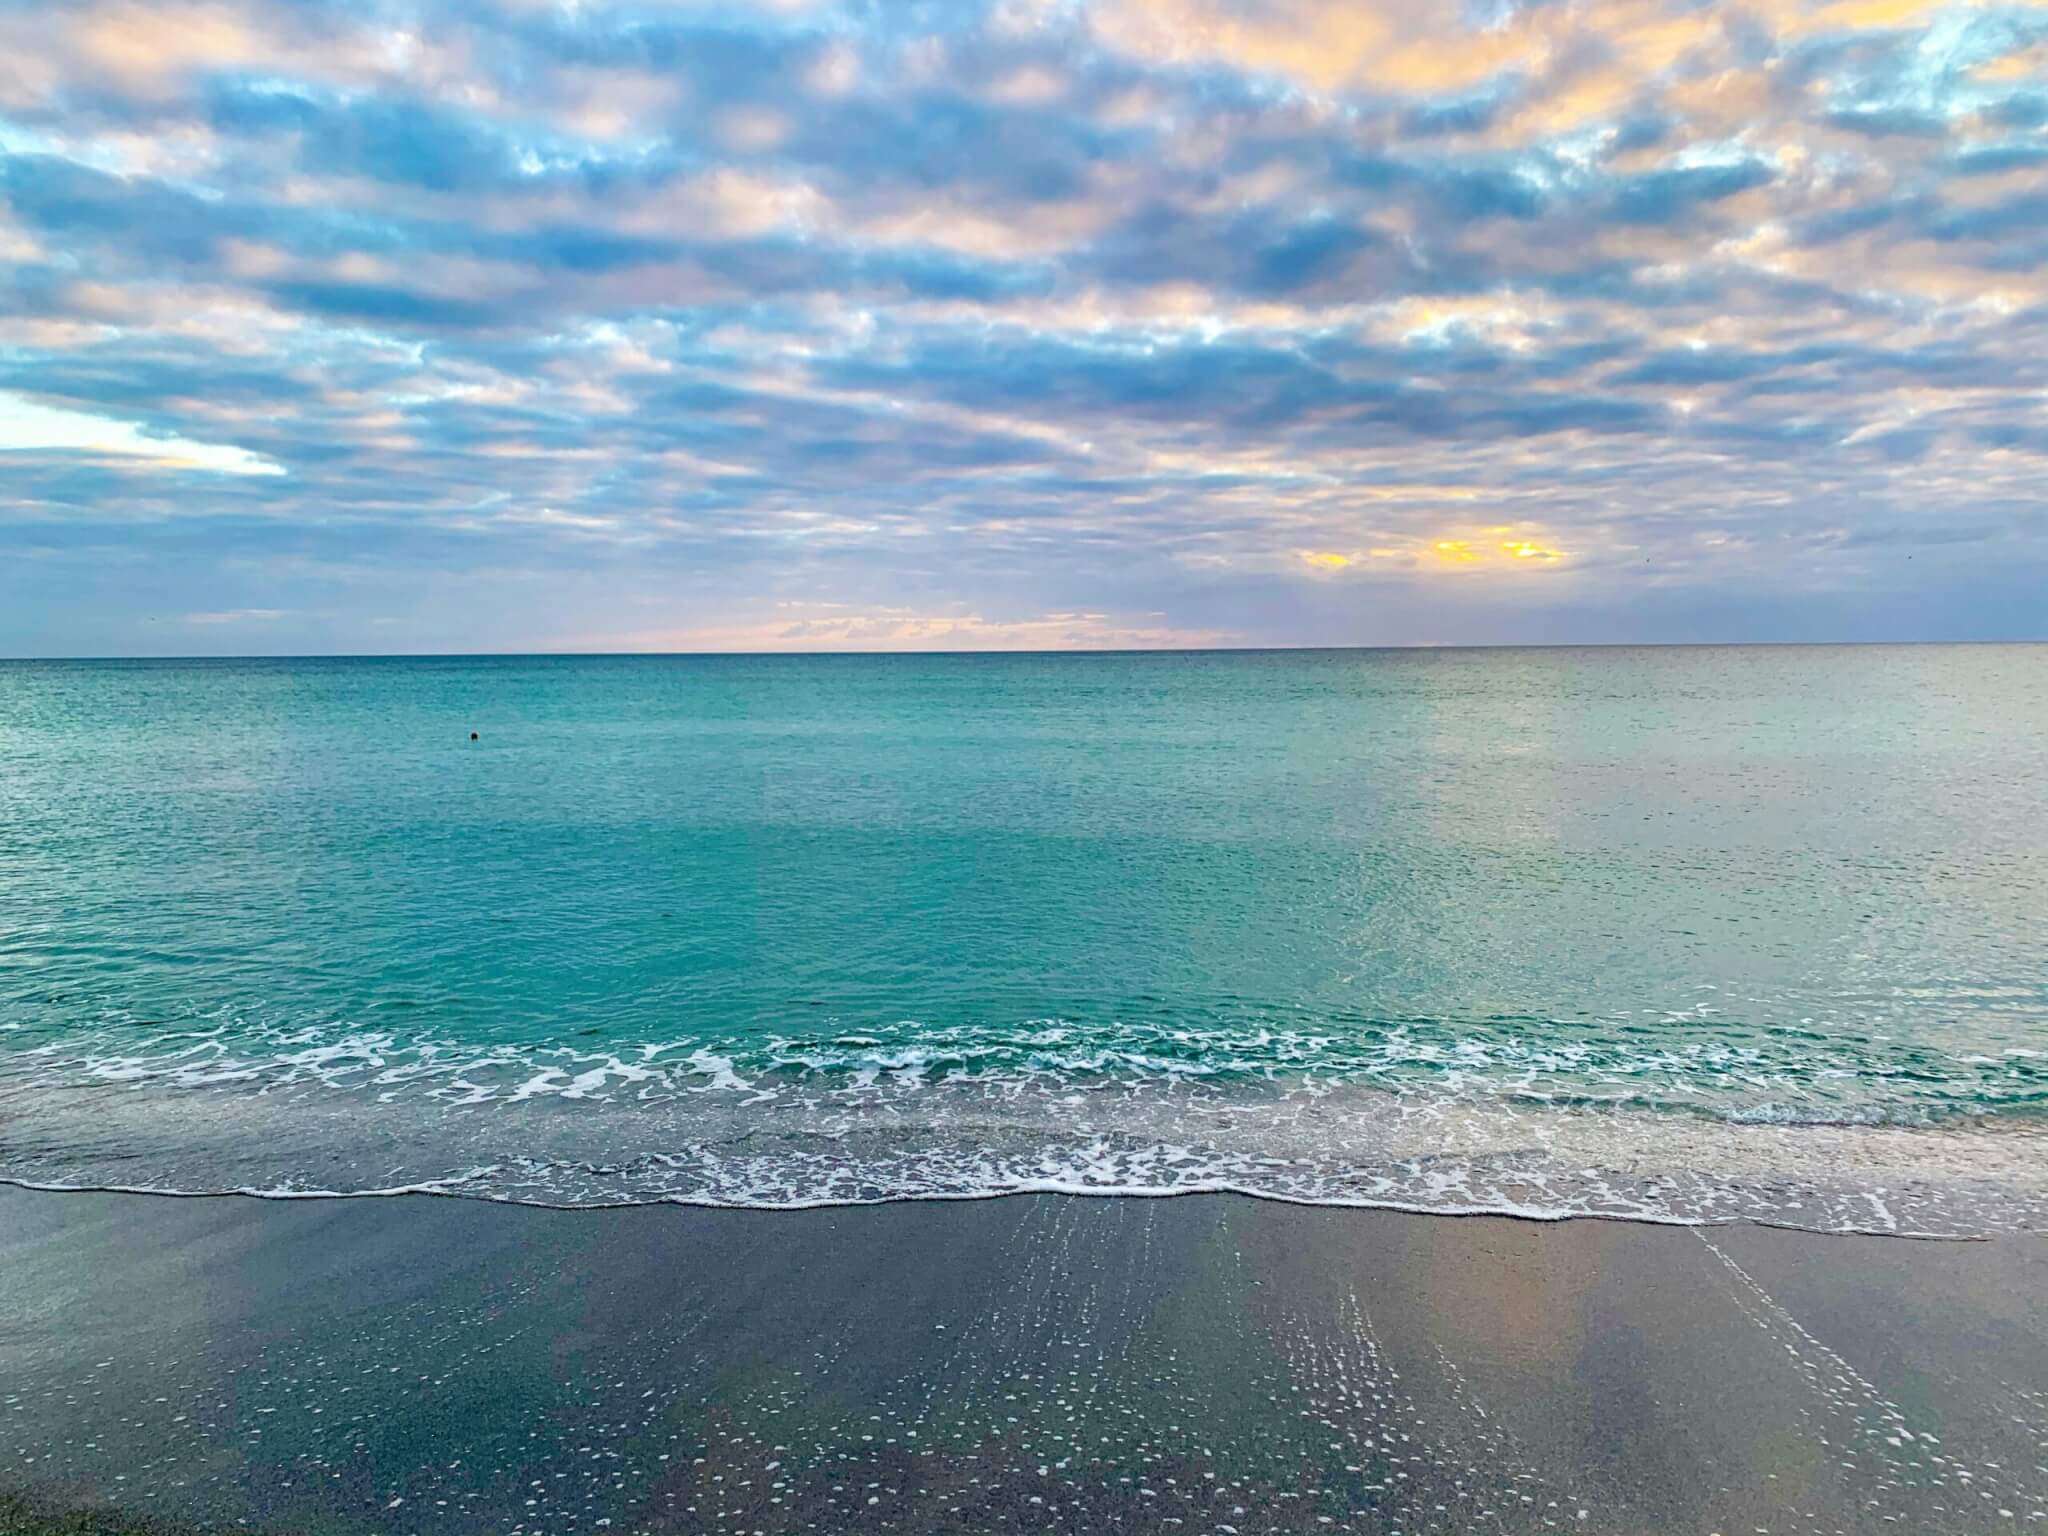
1;1063;2043;1238
19;1010;2043;1129
3;1003;2044;1236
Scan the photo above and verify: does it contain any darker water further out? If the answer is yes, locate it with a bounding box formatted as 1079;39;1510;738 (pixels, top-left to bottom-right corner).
1;646;2043;1234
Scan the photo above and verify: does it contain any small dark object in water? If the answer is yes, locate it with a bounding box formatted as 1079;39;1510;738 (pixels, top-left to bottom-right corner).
470;731;479;740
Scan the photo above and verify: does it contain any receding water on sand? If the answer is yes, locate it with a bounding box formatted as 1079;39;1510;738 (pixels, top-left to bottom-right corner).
7;1073;2048;1237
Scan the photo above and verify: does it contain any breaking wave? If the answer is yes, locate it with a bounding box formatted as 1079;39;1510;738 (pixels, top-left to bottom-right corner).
2;1012;2044;1240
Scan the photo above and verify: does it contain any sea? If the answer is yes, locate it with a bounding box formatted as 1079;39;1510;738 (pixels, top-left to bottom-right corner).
1;646;2043;1236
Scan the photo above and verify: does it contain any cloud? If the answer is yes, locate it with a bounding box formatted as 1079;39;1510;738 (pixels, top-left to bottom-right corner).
1607;157;1776;225
565;604;1237;652
185;608;286;624
0;391;285;476
0;0;2045;653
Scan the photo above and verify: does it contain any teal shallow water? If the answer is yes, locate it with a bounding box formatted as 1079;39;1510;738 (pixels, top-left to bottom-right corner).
1;648;2044;1231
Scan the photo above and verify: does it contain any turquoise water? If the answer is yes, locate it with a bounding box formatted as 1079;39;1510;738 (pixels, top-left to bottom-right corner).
2;648;2044;1231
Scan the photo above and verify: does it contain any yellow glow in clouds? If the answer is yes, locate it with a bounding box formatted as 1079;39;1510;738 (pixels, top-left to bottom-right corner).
1301;536;1568;572
1431;534;1567;567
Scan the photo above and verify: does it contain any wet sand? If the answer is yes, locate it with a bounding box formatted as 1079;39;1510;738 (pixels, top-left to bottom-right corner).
1;1187;2044;1534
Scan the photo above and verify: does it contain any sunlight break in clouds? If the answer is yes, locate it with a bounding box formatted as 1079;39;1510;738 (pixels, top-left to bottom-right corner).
0;0;2044;653
0;393;285;477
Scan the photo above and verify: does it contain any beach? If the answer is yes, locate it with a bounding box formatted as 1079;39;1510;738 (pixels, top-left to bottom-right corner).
10;0;2048;1513
3;652;2045;1530
3;1186;2044;1534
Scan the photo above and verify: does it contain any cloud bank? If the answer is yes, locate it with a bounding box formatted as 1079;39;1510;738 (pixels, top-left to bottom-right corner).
2;0;2045;651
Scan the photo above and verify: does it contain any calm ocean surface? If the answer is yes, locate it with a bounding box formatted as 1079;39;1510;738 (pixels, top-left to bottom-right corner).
2;647;2044;1233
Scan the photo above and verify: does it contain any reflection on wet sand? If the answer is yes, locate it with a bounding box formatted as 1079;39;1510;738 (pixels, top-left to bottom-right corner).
0;1188;2043;1534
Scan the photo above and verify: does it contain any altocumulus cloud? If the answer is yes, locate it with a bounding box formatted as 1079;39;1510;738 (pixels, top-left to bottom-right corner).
0;0;2045;652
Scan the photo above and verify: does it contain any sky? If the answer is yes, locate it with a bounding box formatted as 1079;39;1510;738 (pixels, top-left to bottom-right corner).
1;0;2045;654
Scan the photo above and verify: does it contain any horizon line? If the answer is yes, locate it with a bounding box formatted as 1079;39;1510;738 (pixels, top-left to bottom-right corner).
3;636;2044;663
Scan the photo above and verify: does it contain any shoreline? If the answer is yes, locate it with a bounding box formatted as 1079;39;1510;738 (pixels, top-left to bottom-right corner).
0;1172;2019;1241
4;1184;2044;1533
7;1074;2045;1239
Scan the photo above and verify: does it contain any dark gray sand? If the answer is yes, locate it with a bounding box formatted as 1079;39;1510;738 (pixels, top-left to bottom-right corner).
1;1188;2044;1535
